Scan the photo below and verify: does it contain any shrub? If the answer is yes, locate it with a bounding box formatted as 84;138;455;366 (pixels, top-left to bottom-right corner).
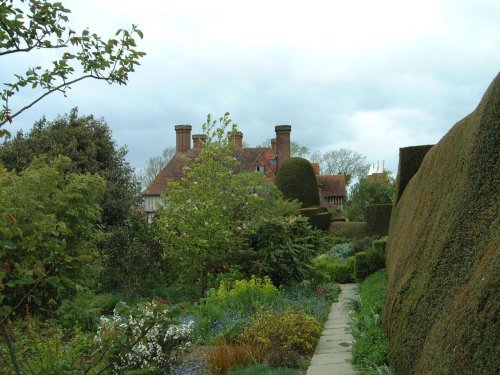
329;242;353;260
193;277;286;342
312;255;355;284
354;247;385;281
366;204;393;236
96;300;191;374
299;207;332;231
275;157;320;207
241;309;321;367
206;342;265;375
57;291;123;332
243;215;322;286
352;235;379;255
330;221;369;239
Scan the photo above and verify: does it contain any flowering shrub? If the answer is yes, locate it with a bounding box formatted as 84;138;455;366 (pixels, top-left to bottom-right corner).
194;276;286;342
241;309;321;367
96;299;192;374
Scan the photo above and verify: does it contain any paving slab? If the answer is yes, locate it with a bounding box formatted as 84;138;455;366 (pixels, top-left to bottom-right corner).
306;283;357;375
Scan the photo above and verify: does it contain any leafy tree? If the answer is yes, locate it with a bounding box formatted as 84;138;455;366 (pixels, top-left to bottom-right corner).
0;0;145;132
344;172;395;221
137;146;176;190
157;114;313;296
156;113;242;297
320;148;370;186
0;108;139;226
0;156;105;320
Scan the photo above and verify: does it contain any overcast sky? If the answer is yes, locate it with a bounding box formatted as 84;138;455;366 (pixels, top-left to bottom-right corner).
2;0;499;175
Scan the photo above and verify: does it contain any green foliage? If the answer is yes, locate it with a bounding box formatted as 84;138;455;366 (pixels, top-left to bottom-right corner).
394;145;433;204
345;173;395;222
299;207;332;231
242;215;323;286
0;1;145;128
99;209;165;297
281;282;340;324
330;221;370;239
158;113;309;297
366;204;393;236
312;255;355;284
0;108;139;227
57;291;123;332
193;276;286;342
384;74;499;375
275;157;320;207
0;156;105;318
349;270;389;372
354;246;385;281
241;309;321;368
96;300;189;374
0;319;96;375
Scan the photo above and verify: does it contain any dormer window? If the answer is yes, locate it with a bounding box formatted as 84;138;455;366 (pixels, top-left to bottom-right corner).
257;165;265;173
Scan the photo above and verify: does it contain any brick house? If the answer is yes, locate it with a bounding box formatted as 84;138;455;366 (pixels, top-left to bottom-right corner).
142;125;345;221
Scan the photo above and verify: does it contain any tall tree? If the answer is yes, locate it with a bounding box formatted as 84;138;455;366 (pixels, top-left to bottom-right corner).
320;148;370;186
0;0;145;132
0;107;139;226
137;146;176;190
344;171;395;221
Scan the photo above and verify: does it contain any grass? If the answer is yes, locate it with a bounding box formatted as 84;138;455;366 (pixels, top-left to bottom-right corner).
348;269;391;374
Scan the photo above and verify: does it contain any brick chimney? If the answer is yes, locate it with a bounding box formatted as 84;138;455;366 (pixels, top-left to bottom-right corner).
175;125;191;153
271;138;277;153
275;125;291;168
228;131;243;149
192;134;207;149
311;162;320;175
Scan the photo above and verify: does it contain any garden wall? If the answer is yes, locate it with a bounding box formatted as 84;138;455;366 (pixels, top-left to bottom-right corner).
383;73;500;374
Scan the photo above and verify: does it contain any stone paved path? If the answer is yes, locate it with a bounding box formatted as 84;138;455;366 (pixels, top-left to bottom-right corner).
307;283;358;375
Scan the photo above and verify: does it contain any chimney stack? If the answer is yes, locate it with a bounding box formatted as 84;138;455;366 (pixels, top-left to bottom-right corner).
192;134;207;149
175;125;192;153
275;125;291;168
311;162;320;175
271;138;277;153
228;131;243;149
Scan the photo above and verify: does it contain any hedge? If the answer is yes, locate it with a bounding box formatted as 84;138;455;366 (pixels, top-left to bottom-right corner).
383;73;500;375
366;204;393;236
394;145;433;205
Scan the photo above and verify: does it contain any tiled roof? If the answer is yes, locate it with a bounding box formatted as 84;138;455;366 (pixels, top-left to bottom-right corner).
142;147;277;196
316;174;346;197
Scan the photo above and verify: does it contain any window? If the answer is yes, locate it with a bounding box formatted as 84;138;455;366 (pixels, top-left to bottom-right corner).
257;165;265;173
269;159;277;165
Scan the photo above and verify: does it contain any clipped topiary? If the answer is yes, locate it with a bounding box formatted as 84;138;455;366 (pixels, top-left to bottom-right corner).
276;157;320;207
384;73;500;375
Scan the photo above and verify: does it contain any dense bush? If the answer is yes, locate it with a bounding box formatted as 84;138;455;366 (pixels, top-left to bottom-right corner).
366;204;393;236
206;342;264;375
193;277;286;342
353;246;385;281
312;255;355;284
275;157;320;207
329;221;369;239
241;309;321;368
57;291;123;332
242;215;322;286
